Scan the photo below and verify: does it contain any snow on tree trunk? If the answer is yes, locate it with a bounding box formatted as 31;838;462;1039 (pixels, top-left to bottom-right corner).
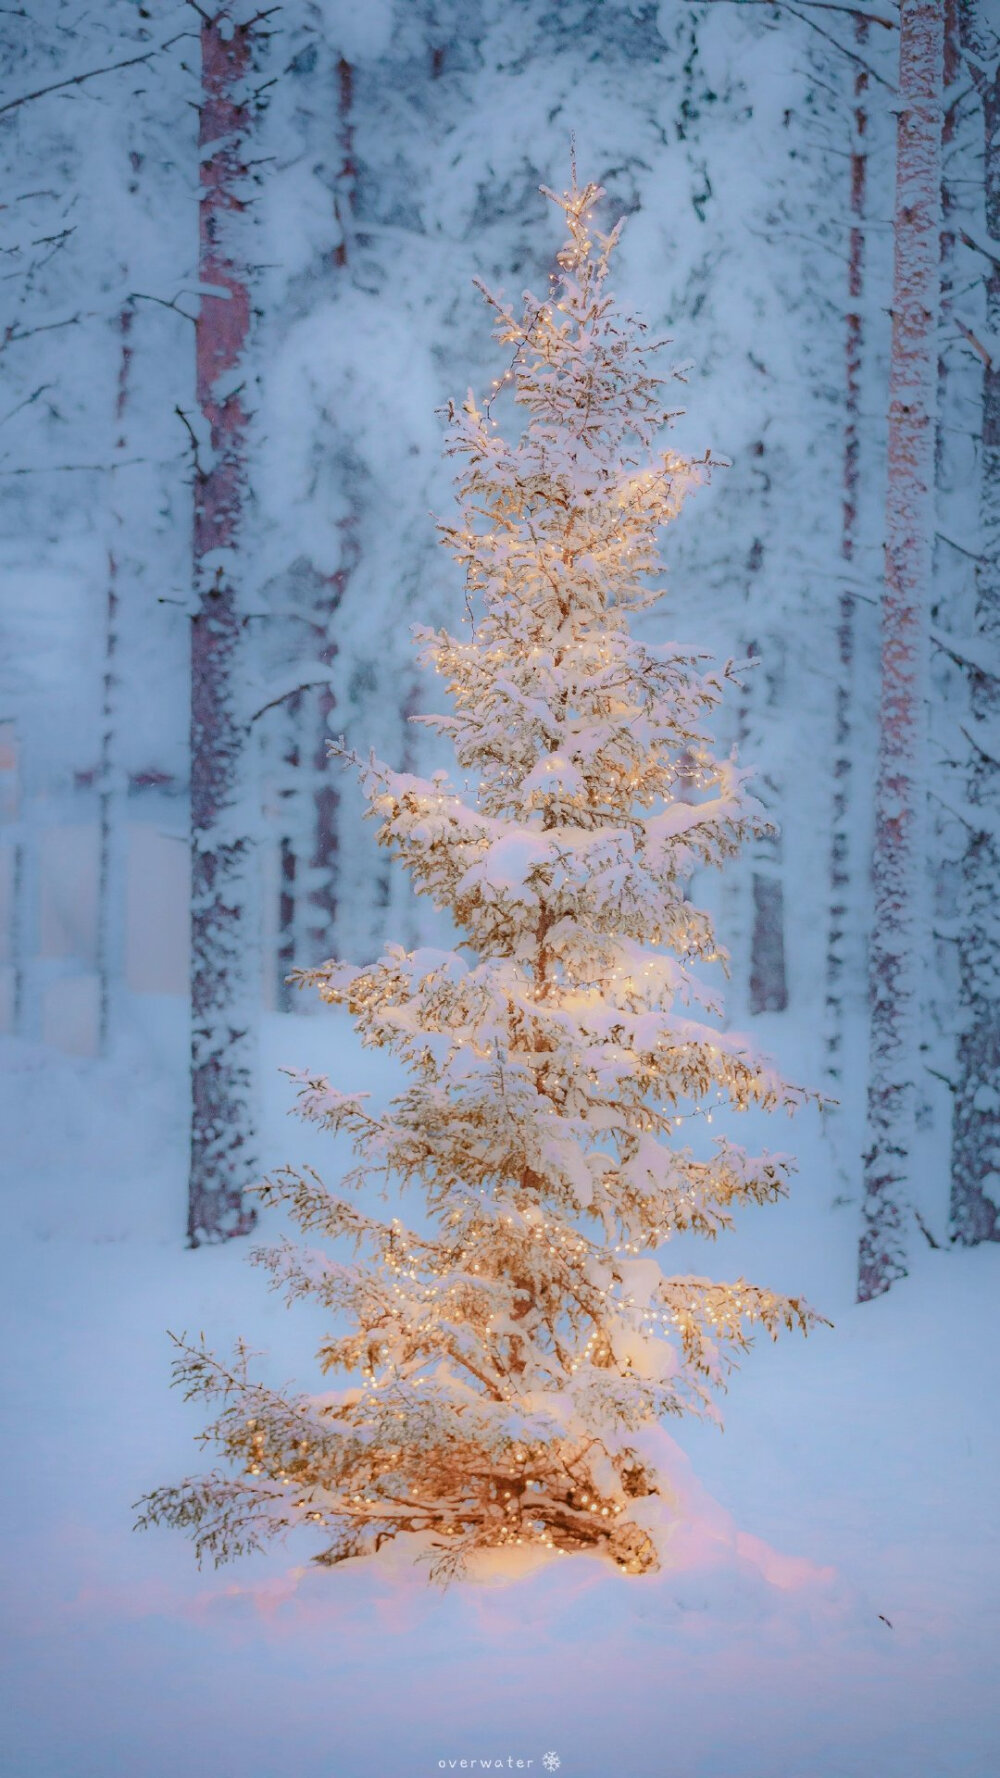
140;178;824;1584
305;545;355;967
950;15;1000;1246
98;301;134;1053
307;60;362;965
749;860;787;1013
858;0;944;1303
937;0;961;455
824;24;870;1084
332;55;355;274
747;638;788;1019
188;10;258;1248
275;687;303;1013
280;59;358;976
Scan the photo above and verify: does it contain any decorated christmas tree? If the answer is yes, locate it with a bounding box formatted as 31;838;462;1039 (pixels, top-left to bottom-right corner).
139;178;821;1582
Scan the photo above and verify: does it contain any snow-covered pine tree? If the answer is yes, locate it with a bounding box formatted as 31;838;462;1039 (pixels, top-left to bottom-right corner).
138;179;822;1582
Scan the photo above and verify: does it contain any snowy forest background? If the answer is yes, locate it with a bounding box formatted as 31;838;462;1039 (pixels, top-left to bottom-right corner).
1;3;999;1777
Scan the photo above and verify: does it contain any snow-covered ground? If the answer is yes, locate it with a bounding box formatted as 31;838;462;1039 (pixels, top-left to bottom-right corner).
2;1006;997;1778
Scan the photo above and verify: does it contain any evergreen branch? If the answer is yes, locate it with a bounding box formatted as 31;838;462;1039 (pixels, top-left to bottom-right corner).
142;170;825;1588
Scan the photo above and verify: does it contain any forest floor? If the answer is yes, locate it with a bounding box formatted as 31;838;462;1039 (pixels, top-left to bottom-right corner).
1;1005;998;1778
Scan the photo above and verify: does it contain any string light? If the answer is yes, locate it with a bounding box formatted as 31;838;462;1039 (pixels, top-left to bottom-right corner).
144;175;818;1586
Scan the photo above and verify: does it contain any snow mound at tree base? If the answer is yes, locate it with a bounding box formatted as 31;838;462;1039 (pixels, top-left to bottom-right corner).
249;1423;842;1610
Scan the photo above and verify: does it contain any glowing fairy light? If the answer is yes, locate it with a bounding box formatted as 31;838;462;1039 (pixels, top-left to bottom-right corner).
138;173;822;1588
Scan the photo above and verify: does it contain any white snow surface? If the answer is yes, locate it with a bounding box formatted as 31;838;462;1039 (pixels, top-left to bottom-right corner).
1;1006;997;1778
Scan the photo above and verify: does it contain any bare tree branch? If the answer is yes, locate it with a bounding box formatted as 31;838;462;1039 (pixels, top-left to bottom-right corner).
936;529;986;563
773;0;898;25
0;34;187;118
0;381;53;427
0;53;154;118
131;290;198;323
0;313;81;354
248;677;339;725
960;723;1000;769
955;316;994;366
683;0;898;87
928;788;981;835
174;404;211;478
767;1;899;84
931;629;1000;682
0;457;148;475
685;0;897;21
960;226;1000;268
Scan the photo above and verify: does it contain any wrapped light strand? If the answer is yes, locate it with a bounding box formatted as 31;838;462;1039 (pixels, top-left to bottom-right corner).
138;176;825;1585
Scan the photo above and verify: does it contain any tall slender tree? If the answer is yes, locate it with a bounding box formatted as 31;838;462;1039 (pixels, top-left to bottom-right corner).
140;179;821;1582
98;301;134;1053
188;8;260;1246
949;7;1000;1245
824;21;871;1087
305;55;358;967
859;0;944;1301
266;52;360;985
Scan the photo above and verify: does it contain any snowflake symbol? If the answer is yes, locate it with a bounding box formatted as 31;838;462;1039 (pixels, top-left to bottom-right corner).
542;1756;561;1772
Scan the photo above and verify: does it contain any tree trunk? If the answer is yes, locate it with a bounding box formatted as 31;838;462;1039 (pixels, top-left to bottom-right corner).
858;0;943;1302
748;639;788;1018
937;0;961;461
188;10;258;1247
98;302;133;1053
743;445;788;1021
950;11;1000;1246
275;689;303;1012
824;23;869;1083
305;545;355;966
305;58;358;967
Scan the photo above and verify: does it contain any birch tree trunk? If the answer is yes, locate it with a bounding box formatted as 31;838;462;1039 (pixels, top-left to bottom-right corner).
858;0;943;1302
188;9;258;1246
950;10;1000;1246
824;24;869;1084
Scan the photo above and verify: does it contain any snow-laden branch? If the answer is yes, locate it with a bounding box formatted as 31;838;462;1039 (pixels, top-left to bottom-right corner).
960;227;1000;270
248;673;339;725
0;33;190;118
146;174;824;1587
683;0;899;88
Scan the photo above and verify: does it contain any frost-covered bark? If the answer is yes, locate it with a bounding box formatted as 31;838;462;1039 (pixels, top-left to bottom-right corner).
859;0;944;1302
98;304;134;1051
746;635;788;1017
141;181;822;1584
188;10;260;1247
950;10;1000;1246
305;539;355;967
305;58;357;967
825;25;870;1083
937;0;961;438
